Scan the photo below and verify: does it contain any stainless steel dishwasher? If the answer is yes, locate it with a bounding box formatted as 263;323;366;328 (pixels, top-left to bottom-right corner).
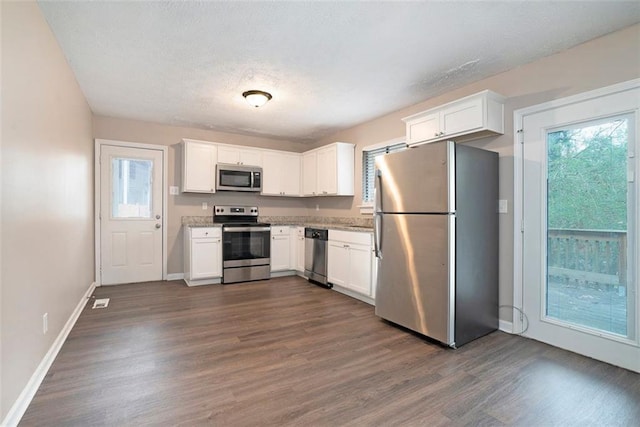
304;228;331;288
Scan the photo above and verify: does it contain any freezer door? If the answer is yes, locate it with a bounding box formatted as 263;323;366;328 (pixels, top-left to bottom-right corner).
374;213;455;345
374;140;454;214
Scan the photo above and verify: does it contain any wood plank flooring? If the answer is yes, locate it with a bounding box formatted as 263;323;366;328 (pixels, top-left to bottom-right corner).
20;276;640;426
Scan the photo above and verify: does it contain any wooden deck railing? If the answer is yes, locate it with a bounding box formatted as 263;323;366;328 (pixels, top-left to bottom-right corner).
547;228;627;287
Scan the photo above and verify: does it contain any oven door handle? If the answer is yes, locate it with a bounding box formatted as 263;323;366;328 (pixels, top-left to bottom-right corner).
223;226;271;232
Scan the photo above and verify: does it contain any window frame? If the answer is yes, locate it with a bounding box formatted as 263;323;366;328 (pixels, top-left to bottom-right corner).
360;137;406;214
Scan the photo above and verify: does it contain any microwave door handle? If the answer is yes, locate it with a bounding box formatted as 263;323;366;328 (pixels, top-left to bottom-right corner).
250;172;255;189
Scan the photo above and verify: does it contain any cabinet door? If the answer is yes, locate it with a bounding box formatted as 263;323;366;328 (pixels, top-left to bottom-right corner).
261;152;282;195
217;146;240;164
346;243;372;296
191;238;221;279
317;146;337;195
296;235;305;272
289;231;297;270
406;112;440;144
328;241;348;287
218;146;262;166
240;149;263;167
441;97;483;137
302;151;317;196
271;235;291;271
183;141;217;193
281;153;301;196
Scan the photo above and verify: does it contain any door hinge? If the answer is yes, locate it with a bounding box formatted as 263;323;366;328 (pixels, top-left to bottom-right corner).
520;220;524;233
517;129;524;144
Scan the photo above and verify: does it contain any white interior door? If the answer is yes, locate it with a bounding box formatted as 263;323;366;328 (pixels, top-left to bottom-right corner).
521;86;639;372
100;144;164;285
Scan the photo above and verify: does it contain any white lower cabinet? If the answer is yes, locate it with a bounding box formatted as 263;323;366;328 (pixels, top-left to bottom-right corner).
294;227;305;273
183;227;222;286
328;230;374;303
270;226;292;273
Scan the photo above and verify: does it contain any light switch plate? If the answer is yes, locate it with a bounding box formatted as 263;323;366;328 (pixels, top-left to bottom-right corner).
169;186;179;195
202;202;208;210
498;199;508;214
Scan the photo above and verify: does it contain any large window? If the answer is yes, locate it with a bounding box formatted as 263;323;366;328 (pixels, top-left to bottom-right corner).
362;139;406;203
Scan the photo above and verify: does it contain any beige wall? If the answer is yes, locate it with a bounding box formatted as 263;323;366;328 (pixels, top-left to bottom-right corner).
1;1;94;420
309;23;640;321
92;116;311;274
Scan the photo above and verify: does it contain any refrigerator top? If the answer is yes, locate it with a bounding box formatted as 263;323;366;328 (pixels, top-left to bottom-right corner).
375;140;455;214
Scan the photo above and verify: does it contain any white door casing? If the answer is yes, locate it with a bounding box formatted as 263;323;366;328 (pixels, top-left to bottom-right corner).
514;80;640;372
95;140;168;285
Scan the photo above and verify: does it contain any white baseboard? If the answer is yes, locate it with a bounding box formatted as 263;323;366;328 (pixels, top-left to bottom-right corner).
331;285;375;306
166;273;184;281
499;319;514;334
270;270;297;278
2;282;96;427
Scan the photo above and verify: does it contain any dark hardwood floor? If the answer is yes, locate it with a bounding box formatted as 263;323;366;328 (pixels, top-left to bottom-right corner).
20;276;640;426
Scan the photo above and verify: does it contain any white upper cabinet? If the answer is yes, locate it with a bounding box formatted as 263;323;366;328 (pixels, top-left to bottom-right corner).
181;140;354;198
217;145;263;166
403;90;505;146
303;142;355;196
262;151;301;196
182;139;217;193
302;151;318;196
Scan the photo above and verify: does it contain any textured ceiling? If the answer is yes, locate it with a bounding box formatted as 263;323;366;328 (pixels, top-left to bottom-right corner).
38;1;640;143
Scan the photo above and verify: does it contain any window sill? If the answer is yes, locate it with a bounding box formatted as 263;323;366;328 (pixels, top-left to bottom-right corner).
358;204;374;215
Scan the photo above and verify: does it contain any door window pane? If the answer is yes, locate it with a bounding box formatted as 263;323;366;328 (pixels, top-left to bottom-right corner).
112;158;153;218
546;117;630;336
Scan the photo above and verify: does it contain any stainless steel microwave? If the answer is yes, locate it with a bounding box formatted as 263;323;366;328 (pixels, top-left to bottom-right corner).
216;164;262;192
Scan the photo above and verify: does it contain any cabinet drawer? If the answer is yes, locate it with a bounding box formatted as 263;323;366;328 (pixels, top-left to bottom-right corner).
329;230;372;246
271;226;290;235
190;227;221;239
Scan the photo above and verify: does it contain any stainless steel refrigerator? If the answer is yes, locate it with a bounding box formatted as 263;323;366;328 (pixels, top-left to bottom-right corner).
374;140;498;348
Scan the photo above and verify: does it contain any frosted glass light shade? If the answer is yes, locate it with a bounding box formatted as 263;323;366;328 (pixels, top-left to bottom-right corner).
242;90;272;107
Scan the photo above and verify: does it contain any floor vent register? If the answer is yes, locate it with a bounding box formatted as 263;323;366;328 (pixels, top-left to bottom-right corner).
92;298;110;309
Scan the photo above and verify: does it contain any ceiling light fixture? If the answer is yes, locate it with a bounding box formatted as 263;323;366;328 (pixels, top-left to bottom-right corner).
242;90;272;108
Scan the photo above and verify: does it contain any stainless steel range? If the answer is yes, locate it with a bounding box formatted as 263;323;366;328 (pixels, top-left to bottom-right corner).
213;205;271;284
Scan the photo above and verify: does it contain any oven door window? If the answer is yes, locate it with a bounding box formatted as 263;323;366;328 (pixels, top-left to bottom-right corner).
223;230;270;260
220;170;251;188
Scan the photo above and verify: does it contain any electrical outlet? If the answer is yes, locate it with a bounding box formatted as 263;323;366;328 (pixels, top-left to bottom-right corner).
498;199;508;214
169;186;179;195
315;204;319;211
43;313;48;334
202;202;208;210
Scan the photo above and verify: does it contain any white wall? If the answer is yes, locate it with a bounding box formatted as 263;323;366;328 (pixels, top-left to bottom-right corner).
1;1;94;420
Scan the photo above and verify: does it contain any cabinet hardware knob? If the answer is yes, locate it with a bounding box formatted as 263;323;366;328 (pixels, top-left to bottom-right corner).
156;214;161;219
155;223;161;229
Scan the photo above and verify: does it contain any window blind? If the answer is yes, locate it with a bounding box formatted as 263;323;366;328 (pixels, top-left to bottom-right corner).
362;142;406;203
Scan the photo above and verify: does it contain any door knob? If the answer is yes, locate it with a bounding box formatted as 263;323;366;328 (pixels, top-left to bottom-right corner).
155;223;161;229
156;214;161;219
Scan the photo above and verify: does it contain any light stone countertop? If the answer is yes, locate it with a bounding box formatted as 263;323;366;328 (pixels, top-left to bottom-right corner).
181;215;373;232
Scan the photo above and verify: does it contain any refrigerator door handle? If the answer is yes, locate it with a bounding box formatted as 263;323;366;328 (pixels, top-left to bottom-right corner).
374;212;383;258
374;169;383;214
374;169;383;258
